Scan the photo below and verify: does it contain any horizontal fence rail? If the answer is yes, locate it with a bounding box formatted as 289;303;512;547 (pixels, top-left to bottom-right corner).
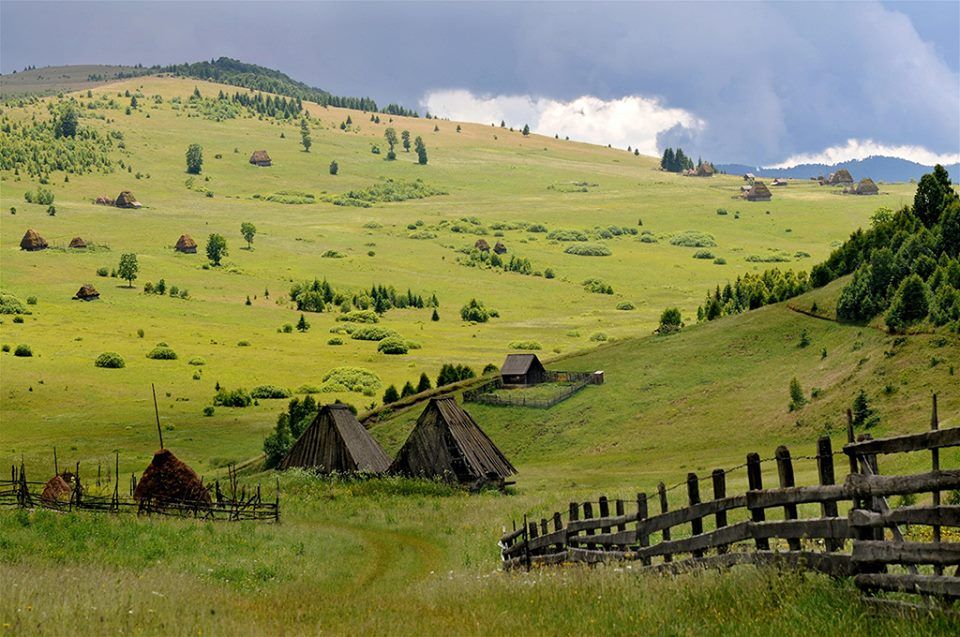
499;395;958;610
464;371;596;409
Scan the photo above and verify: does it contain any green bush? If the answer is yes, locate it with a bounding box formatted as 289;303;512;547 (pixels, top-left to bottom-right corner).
14;344;32;357
320;367;382;394
713;257;727;265
460;298;499;322
26;296;37;305
1;344;9;352
96;267;110;277
589;332;608;342
582;278;613;294
639;235;658;244
509;340;542;350
329;179;446;207
408;230;437;240
658;307;683;334
377;337;409;355
327;337;344;345
351;326;399;341
336;310;379;323
669;231;716;247
321;250;346;258
564;243;611;256
188;357;205;366
692;250;715;259
202;406;215;417
261;191;316;205
12;316;24;324
547;228;589;242
94;352;125;368
616;301;636;311
250;385;291;399
885;274;930;331
146;345;177;360
526;223;548;233
213;387;252;407
0;293;26;315
436;363;475;387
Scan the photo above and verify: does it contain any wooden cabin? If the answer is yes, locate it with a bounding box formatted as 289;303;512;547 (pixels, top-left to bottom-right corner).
500;353;547;387
280;404;390;473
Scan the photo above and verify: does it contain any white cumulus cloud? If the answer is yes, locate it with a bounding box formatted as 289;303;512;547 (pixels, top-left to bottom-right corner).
420;90;704;156
769;139;960;168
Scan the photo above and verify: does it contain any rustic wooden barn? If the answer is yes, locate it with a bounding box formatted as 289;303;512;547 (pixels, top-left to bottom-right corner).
744;181;772;202
853;178;879;195
74;284;100;301
501;353;547;387
249;150;272;167
827;169;854;185
389;397;516;487
175;234;198;253
280;404;390;473
115;191;141;208
20;229;48;251
695;162;715;177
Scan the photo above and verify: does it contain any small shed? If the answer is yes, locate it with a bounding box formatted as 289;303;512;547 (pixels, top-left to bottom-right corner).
500;353;547;387
493;241;507;255
20;229;48;251
388;397;516;488
827;169;854;185
249;150;272;167
68;236;87;249
474;238;490;252
74;284;100;301
115;191;141;209
280;404;390;473
175;234;197;253
744;181;772;202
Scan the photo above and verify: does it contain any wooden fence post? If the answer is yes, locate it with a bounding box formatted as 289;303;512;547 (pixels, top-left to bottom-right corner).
687;473;704;558
658;482;672;563
599;496;610;534
553;512;564;552
615;499;626;550
583;502;595;550
775;446;801;552
712;469;728;554
931;393;942;576
746;453;770;551
816;436;841;552
637;493;651;565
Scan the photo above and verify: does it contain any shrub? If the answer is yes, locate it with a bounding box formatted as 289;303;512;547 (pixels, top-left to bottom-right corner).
237;340;251;347
96;267;109;277
137;328;145;338
377;337;409;355
383;385;400;404
669;231;717;247
639;235;657;244
437;363;475;387
202;406;215;417
658;307;683;333
1;344;8;352
321;250;346;258
188;356;205;366
564;243;611;256
885;274;930;331
547;229;589;242
26;296;37;305
509;340;542;350
282;324;294;333
716;208;728;216
320;367;382;394
589;332;608;342
616;301;635;311
460;298;498;322
14;344;32;357
0;293;26;315
12;316;24;324
692;250;715;259
788;378;806;411
251;385;292;399
851;390;879;428
351;326;399;341
527;223;548;233
408;230;437;240
327;337;344;345
213;388;252;407
544;268;555;279
582;278;614;294
94;352;125;368
713;257;727;265
336;310;379;323
146;345;177;360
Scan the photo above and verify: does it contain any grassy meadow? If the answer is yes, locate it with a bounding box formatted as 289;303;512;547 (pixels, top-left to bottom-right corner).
1;75;957;635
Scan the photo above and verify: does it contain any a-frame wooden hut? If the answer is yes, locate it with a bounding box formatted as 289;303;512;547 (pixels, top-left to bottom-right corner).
280;404;390;473
500;353;547;387
389;397;516;488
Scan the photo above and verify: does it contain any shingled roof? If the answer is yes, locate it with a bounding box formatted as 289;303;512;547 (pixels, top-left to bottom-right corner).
501;353;540;376
280;404;390;473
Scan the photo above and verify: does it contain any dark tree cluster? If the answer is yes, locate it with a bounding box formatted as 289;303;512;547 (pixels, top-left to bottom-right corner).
660;147;694;173
697;270;810;322
289;278;437;315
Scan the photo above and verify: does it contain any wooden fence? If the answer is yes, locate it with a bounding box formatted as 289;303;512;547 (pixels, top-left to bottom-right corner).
499;396;958;609
464;371;595;409
0;460;279;522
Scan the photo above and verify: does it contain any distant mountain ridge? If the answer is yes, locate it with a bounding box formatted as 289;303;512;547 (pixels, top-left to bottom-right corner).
716;156;960;183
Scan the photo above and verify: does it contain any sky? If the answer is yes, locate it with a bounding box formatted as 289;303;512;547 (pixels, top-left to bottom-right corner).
2;1;958;167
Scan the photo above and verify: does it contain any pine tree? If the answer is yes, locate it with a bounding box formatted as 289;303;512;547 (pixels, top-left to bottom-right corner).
296;313;310;332
329;160;339;175
382;385;399;404
300;118;312;152
401;381;416;398
431;308;439;321
415;136;428;165
417;372;431;392
522;124;530;136
401;130;411;152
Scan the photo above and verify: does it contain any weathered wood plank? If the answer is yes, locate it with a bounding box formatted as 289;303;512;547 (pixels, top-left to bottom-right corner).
852;540;960;566
849;505;960;529
637;495;747;535
843;426;960;456
566;512;635;533
568;529;634;547
846;470;960;497
854;573;960;597
746;484;848;509
752;517;851;540
634;521;754;559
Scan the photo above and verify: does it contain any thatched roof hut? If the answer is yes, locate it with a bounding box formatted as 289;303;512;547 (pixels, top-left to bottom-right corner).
175;234;197;253
74;284;100;301
389;397;516;488
134;449;211;507
853;178;879;195
695;162;715;177
20;229;48;251
115;191;141;209
827;169;854;185
280;404;390;473
249;150;272;167
40;474;72;503
493;241;507;255
474;238;490;252
68;236;87;249
744;181;772;202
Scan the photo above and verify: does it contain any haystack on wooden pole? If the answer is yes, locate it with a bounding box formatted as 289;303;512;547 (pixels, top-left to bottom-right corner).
134;449;211;508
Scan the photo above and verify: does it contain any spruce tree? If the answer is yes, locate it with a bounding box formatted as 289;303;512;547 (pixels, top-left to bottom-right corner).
382;385;399;404
417;372;431;392
300;118;312;152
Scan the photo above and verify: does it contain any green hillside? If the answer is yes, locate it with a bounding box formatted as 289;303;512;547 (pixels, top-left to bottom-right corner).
1;71;957;635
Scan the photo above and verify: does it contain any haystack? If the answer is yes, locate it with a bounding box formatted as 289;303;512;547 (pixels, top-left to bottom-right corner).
68;236;87;249
249;150;272;167
827;169;853;185
40;474;72;503
695;162;715;177
74;284;100;301
20;229;48;251
280;404;390;473
134;449;211;507
854;178;879;195
389;397;516;488
475;238;490;252
493;241;507;255
115;191;141;209
744;181;772;201
175;234;198;253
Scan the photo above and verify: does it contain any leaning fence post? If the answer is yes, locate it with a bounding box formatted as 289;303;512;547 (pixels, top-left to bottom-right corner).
816;436;841;552
775;446;801;552
637;493;651;565
615;498;626;549
712;469;728;555
598;495;610;534
931;393;942;576
658;482;672;563
553;512;564;552
746;453;769;551
583;501;595;550
687;473;704;558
